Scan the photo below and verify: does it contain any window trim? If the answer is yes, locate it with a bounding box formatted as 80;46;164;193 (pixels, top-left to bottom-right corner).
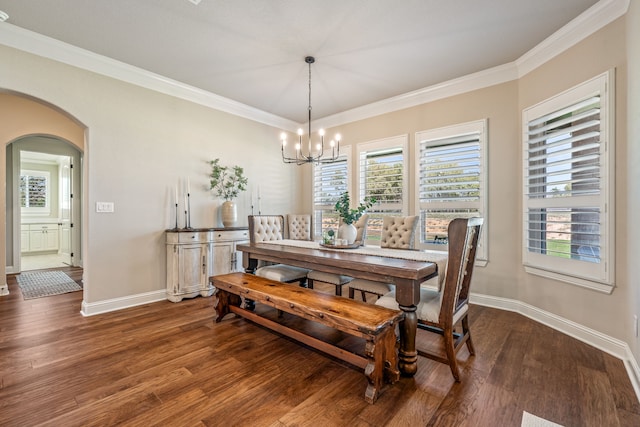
521;70;615;293
311;146;352;240
414;119;488;265
356;135;409;244
20;169;51;216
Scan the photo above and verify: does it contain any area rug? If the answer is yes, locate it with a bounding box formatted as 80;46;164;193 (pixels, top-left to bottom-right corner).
522;411;564;427
17;270;81;300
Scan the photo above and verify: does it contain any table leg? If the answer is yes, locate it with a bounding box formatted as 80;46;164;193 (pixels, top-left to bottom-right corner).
398;304;418;377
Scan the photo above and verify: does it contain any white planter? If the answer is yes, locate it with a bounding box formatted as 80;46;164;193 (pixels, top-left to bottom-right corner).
338;223;357;244
221;200;237;227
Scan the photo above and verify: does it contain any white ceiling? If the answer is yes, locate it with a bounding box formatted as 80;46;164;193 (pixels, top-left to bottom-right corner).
0;0;601;124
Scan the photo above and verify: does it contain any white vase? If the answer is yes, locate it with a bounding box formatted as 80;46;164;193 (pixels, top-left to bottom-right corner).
221;200;237;227
338;223;357;244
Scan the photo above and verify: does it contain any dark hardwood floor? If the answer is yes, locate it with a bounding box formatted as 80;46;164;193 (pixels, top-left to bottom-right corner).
1;268;639;426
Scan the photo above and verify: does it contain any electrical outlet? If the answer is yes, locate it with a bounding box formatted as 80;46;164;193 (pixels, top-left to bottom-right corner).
634;315;638;338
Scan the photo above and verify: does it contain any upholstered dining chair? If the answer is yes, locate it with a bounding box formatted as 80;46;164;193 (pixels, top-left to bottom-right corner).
287;214;312;241
347;215;418;302
375;217;483;382
248;215;309;286
307;214;369;296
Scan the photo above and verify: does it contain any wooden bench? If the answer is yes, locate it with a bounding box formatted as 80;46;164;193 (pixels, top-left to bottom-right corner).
212;272;404;404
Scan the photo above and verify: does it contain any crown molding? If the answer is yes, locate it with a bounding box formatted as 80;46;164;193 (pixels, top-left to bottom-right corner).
314;63;518;131
0;23;298;131
516;0;629;78
0;0;630;131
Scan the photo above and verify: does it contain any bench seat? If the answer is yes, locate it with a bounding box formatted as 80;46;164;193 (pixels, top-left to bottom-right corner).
212;272;404;404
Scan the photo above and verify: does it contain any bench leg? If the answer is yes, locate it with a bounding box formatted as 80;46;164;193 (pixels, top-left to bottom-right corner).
382;327;400;384
214;289;241;323
363;327;399;404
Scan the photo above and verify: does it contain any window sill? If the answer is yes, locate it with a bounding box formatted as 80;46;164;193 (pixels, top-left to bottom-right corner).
524;265;614;294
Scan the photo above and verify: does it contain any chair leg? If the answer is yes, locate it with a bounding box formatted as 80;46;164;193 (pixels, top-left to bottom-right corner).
360;290;367;303
462;315;475;355
336;284;342;296
443;325;461;382
349;287;355;299
307;279;314;290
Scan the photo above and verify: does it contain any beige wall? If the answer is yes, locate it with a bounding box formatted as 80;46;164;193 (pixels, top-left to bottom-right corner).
324;81;521;301
321;17;632;346
0;44;304;304
517;17;628;340
626;3;640;362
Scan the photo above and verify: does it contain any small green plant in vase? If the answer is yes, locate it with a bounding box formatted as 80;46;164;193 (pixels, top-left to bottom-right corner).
334;192;376;244
322;229;335;245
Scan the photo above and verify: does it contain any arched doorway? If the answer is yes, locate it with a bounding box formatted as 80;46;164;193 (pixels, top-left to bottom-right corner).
6;136;82;273
0;92;85;295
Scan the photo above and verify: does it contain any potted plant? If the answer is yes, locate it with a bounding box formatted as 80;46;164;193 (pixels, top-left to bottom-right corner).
334;192;376;244
208;158;248;227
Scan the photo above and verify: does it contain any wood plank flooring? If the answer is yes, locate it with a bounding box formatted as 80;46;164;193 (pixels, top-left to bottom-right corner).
1;267;639;426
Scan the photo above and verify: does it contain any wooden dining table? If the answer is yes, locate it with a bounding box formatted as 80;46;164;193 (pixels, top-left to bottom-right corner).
236;241;440;377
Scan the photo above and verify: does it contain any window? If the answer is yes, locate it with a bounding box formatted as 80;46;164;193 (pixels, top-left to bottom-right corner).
522;71;614;292
312;152;350;239
357;135;408;242
20;170;51;215
415;120;487;262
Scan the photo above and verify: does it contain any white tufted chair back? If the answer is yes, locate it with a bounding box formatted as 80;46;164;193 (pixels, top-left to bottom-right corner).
354;214;369;245
248;215;284;243
287;214;312;241
380;215;418;249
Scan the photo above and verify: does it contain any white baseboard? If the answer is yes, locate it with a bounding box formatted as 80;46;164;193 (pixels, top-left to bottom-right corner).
80;289;167;316
471;292;640;403
0;283;9;296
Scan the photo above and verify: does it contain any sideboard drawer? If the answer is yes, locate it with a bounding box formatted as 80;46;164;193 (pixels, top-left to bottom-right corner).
178;231;210;243
213;229;249;242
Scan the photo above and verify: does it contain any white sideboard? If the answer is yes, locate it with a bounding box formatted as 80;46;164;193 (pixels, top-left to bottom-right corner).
165;227;249;302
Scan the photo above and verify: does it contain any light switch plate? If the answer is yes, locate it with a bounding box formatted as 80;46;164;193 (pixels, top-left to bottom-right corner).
96;202;114;213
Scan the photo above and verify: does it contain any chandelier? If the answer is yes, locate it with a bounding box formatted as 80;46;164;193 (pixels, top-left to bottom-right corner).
281;56;341;165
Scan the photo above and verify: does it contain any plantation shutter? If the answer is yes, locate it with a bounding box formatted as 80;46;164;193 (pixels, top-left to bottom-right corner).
415;120;487;260
313;157;348;208
313;155;348;236
525;95;601;262
419;134;481;204
359;147;404;214
522;71;613;291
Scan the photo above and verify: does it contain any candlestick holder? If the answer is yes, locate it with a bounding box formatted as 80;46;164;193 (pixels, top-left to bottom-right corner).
185;193;193;230
171;203;179;231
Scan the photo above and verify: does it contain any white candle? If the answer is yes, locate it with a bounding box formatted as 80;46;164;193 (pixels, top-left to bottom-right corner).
258;186;261;213
174;186;178;205
187;177;191;194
